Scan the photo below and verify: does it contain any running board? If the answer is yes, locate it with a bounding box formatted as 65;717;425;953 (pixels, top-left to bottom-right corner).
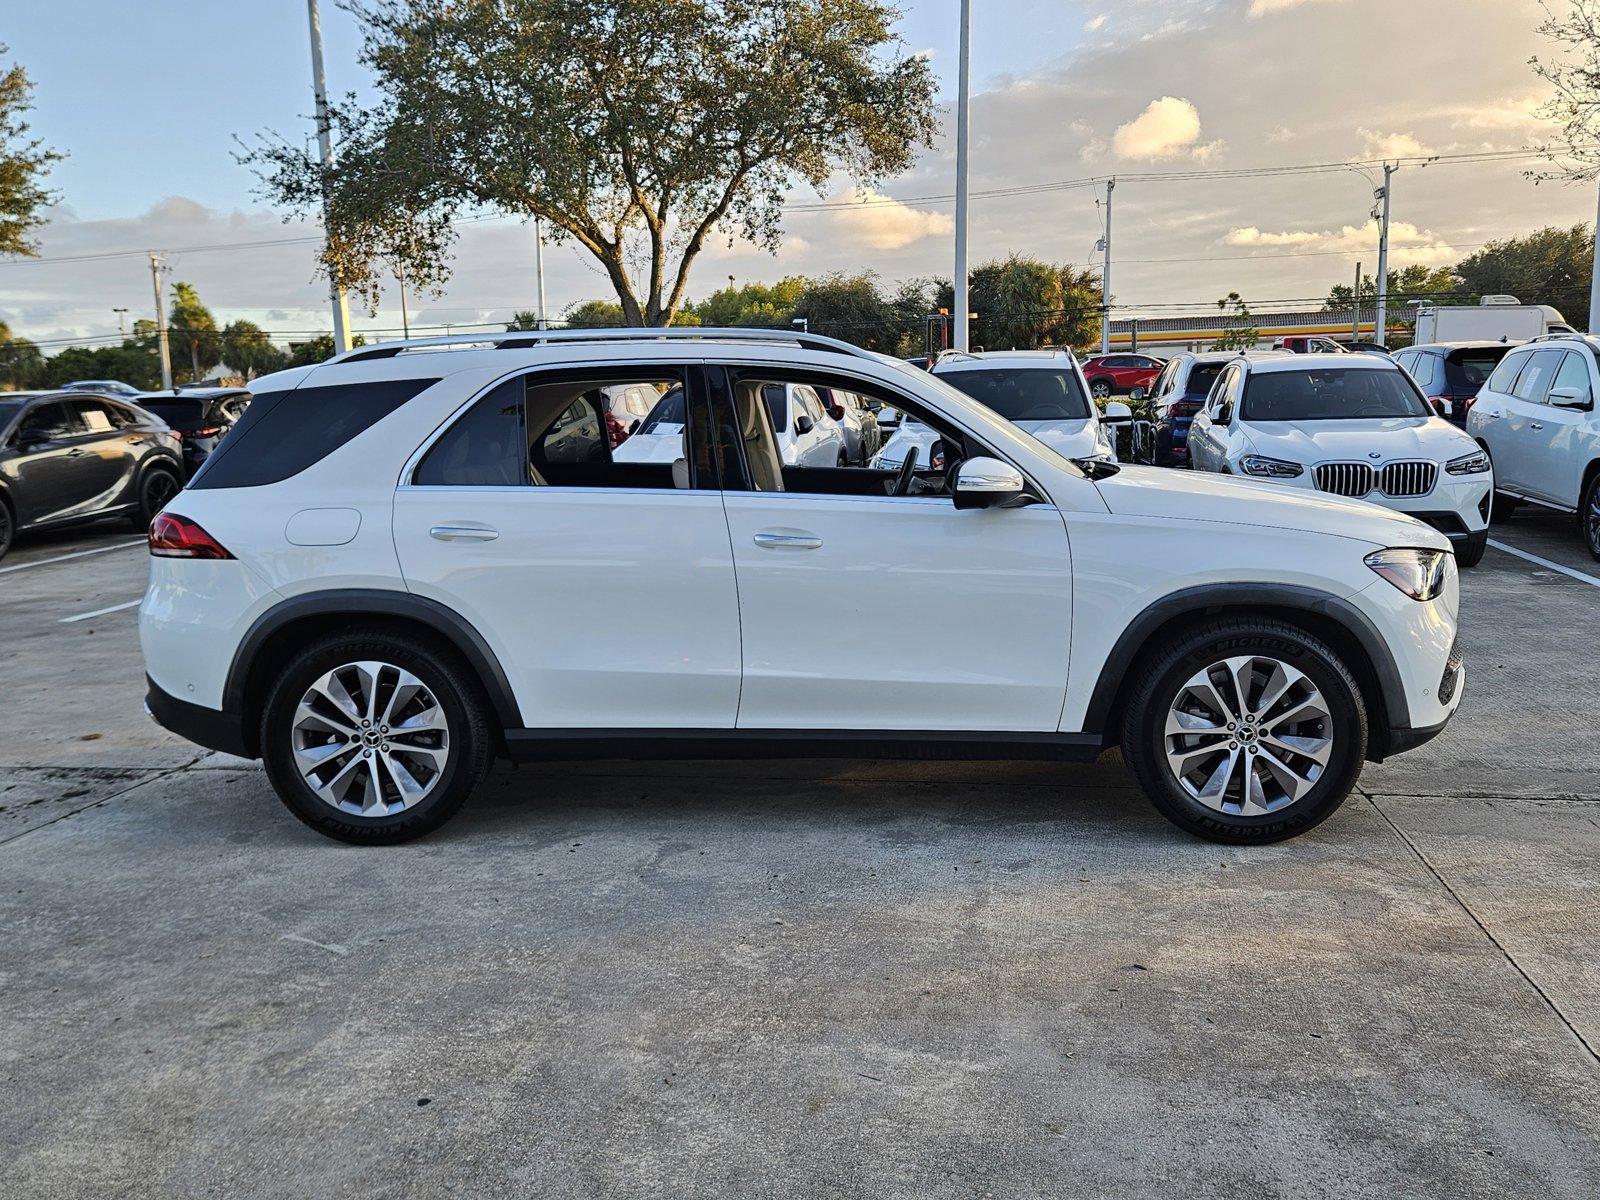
504;728;1105;764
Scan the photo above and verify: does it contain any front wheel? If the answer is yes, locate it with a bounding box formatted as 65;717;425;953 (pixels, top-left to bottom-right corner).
0;498;12;563
260;631;494;844
1491;492;1520;523
1090;379;1113;400
1120;619;1367;844
1455;531;1487;569
1582;472;1600;562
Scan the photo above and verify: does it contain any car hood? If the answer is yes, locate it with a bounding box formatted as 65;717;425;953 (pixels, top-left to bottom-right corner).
1017;418;1101;458
1239;416;1473;462
1091;464;1451;550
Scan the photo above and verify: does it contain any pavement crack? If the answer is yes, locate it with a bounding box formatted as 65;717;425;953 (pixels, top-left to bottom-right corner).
0;754;205;848
1364;791;1600;1070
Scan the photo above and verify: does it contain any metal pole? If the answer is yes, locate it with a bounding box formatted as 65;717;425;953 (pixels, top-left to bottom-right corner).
1100;178;1115;355
396;265;410;338
1589;176;1600;334
149;253;173;390
308;0;353;353
1374;164;1394;349
952;0;971;353
1352;261;1362;342
534;218;549;329
112;308;128;338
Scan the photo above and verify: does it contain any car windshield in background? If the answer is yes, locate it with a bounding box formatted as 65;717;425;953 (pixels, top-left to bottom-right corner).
1444;351;1506;390
939;368;1090;422
1242;368;1430;421
634;386;685;434
1185;364;1224;397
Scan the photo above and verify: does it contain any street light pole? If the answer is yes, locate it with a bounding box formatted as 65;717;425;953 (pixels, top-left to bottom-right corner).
534;217;549;329
148;252;173;390
1373;163;1394;349
112;307;128;338
307;0;353;353
952;0;971;353
1589;175;1600;334
1100;178;1115;355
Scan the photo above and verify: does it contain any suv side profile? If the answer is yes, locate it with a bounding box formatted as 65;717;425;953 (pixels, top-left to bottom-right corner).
1467;334;1600;559
141;329;1464;847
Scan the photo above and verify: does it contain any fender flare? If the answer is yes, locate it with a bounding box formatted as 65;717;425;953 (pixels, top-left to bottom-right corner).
222;589;522;728
1081;582;1411;735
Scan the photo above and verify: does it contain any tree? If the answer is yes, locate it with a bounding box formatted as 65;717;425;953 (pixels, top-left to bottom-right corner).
222;319;286;379
1211;292;1258;351
167;282;222;382
1454;225;1595;330
244;0;936;327
794;272;900;351
1532;2;1600;185
1326;265;1463;310
562;300;628;328
0;46;63;257
0;321;45;389
287;333;366;367
41;340;163;390
966;255;1101;351
687;277;807;328
505;310;544;332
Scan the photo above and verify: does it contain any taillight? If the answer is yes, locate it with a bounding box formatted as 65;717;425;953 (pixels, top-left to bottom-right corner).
178;425;225;440
149;513;234;559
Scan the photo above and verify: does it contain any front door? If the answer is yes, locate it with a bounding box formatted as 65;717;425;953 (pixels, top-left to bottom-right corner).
393;368;742;730
711;364;1074;732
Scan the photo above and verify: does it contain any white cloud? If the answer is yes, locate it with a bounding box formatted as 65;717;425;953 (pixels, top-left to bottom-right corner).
1358;128;1436;158
1084;14;1108;31
1223;221;1459;266
825;188;954;251
1249;0;1348;15
1266;125;1296;143
1112;96;1211;160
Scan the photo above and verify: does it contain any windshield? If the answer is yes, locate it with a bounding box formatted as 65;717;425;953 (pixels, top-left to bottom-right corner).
1242;367;1430;421
1444;349;1507;390
937;368;1091;422
634;386;685;433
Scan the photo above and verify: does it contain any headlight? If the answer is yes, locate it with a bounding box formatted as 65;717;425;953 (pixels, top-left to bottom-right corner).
1445;449;1491;475
1238;454;1304;478
1365;547;1452;601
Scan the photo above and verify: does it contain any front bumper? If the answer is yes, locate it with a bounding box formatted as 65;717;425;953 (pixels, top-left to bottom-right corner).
145;676;251;759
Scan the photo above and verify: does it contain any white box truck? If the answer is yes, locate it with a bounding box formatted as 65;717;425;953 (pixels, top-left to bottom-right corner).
1412;296;1576;344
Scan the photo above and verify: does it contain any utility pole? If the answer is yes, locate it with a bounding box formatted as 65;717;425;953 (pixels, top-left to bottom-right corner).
1352;261;1362;342
533;218;549;329
1100;178;1115;355
112;307;128;338
148;253;173;390
307;0;353;353
396;264;410;338
952;0;971;352
1373;163;1394;349
1590;176;1600;334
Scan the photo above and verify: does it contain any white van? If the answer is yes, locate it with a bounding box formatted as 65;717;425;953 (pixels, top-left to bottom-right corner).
1411;297;1575;345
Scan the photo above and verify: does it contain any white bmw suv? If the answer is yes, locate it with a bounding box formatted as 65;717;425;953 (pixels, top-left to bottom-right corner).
1186;354;1494;567
140;329;1464;846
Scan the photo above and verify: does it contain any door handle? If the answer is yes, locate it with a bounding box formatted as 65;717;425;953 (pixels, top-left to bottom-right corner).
66;448;86;457
430;524;499;542
1530;421;1545;431
1483;411;1502;419
753;531;822;550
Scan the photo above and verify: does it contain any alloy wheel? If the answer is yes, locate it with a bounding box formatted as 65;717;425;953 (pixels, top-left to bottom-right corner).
1162;655;1332;816
1587;481;1600;557
145;471;179;514
290;660;451;816
1091;381;1112;399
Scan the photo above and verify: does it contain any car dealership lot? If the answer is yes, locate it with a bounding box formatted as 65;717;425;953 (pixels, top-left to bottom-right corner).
3;515;1600;1197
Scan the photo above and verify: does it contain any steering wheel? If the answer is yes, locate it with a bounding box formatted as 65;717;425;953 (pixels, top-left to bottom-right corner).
892;445;919;497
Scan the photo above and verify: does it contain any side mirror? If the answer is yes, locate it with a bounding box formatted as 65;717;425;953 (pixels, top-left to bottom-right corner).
628;419;641;434
14;427;49;449
794;414;814;435
953;456;1025;510
1548;386;1592;410
1102;401;1134;425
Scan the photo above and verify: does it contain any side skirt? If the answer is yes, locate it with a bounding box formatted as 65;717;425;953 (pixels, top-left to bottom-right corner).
504;728;1105;764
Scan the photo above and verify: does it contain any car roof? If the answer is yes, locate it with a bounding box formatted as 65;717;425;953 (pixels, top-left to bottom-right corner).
932;349;1076;372
1179;350;1287;365
1245;352;1400;374
1404;341;1520;353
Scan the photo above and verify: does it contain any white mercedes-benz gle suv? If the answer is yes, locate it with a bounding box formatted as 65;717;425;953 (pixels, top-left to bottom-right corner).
1186;353;1493;566
140;329;1464;846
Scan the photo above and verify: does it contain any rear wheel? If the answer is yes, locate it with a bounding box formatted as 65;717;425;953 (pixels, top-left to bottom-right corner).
1582;472;1600;562
0;496;13;562
132;466;180;530
260;631;493;844
1120;619;1367;844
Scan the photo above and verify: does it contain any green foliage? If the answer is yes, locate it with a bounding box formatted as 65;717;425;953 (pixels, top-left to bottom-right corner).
0;46;63;257
0;320;45;389
222;319;286;379
1326;265;1463;310
505;310;545;332
561;300;629;328
967;255;1101;352
42;340;162;391
165;282;222;383
794;272;904;352
287;333;366;367
1454;224;1594;330
244;0;937;327
687;277;808;328
1211;292;1258;351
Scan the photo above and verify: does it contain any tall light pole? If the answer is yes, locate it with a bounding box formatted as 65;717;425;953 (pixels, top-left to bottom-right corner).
148;253;173;390
533;218;549;329
112;307;129;338
952;0;972;352
1589;176;1600;334
1373;163;1395;349
307;0;353;353
1099;178;1115;355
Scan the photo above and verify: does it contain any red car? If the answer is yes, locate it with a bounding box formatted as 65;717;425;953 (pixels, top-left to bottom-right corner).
1079;353;1163;399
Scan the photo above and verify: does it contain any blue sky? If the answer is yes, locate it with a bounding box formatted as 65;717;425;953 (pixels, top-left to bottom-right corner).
6;0;1074;220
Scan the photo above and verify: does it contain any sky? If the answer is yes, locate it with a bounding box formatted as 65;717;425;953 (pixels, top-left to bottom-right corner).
2;0;1596;350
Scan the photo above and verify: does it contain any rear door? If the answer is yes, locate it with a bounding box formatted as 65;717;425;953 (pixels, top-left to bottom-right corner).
1523;349;1593;506
1499;349;1563;493
393;366;743;730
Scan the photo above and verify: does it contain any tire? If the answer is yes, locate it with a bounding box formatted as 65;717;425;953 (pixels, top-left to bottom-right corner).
1119;618;1367;844
1454;532;1487;569
1582;471;1600;563
1490;491;1519;523
0;495;12;563
260;631;494;844
1089;379;1113;399
837;449;850;467
131;465;181;530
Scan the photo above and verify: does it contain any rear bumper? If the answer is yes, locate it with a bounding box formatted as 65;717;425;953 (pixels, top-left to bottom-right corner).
145;676;252;759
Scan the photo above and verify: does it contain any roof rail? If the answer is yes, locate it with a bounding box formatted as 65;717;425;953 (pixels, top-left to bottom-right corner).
1529;332;1591;344
328;326;881;366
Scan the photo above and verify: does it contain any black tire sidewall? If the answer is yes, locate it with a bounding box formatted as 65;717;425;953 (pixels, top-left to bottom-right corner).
0;497;12;561
136;466;181;526
1584;475;1600;562
261;634;491;843
1124;625;1367;844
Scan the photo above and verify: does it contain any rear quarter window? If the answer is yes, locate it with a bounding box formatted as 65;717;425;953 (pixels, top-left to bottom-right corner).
188;377;439;489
